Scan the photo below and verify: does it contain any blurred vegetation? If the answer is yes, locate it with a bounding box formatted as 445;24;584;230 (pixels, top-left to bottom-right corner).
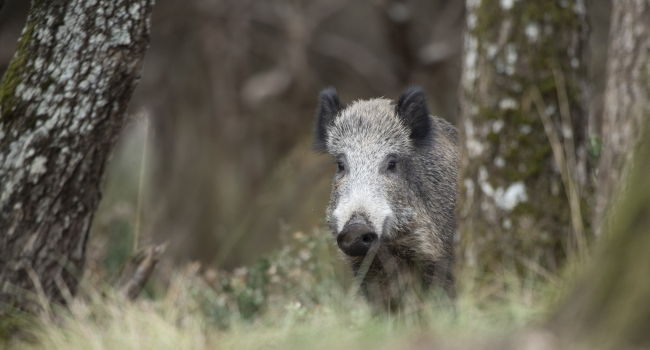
134;0;465;268
0;0;612;277
1;0;644;348
7;227;555;349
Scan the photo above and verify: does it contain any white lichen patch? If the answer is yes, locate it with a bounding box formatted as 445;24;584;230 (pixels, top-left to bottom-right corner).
478;166;494;196
495;156;506;168
463;36;479;88
499;97;517;110
571;57;580;68
520;124;532;134
464;179;475;201
495;181;528;211
545;104;557;116
29;156;47;177
34;57;45;70
129;3;141;17
505;44;517;75
478;167;528;211
110;25;131;45
573;0;586;16
525;23;540;42
500;0;515;11
487;44;498;59
1;0;151;207
492;119;505;133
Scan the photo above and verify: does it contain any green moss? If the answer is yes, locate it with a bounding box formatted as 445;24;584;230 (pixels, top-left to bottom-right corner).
0;19;35;120
461;0;589;278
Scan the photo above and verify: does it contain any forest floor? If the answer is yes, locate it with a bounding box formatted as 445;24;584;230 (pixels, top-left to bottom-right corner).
4;230;564;350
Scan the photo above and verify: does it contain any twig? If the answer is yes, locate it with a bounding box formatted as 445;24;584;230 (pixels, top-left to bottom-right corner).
347;243;380;298
133;114;149;253
552;67;581;195
530;88;587;260
517;255;560;286
119;244;165;300
26;266;52;318
54;274;74;307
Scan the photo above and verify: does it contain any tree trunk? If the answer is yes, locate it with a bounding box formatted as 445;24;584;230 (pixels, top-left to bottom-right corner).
458;0;591;276
553;95;650;350
0;0;154;313
594;0;650;236
552;2;650;347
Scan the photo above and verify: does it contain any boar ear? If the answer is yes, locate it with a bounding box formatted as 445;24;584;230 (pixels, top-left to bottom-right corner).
313;87;343;152
396;87;433;148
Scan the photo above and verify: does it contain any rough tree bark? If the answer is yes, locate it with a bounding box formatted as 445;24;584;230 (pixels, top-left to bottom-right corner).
553;99;650;350
552;2;650;347
594;0;650;235
0;0;154;313
458;0;591;276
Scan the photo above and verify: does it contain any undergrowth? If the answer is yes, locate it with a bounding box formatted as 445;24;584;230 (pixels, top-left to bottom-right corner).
3;228;560;350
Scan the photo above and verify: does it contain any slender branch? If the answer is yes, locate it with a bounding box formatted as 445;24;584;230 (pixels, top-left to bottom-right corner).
119;244;165;300
531;88;587;260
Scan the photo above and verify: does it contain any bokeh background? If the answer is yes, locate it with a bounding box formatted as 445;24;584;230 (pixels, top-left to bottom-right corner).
0;0;610;276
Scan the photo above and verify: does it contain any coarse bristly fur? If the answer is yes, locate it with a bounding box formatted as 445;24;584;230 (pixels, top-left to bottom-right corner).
313;87;458;311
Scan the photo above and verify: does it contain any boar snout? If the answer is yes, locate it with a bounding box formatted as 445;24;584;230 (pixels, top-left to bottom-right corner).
337;216;378;256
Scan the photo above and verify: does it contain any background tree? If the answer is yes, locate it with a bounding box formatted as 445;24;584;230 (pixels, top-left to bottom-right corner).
0;0;154;313
458;0;592;277
550;2;649;347
554;77;649;350
552;123;650;349
594;0;649;235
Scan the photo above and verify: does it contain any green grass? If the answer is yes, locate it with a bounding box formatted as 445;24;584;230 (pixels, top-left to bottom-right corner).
6;229;559;350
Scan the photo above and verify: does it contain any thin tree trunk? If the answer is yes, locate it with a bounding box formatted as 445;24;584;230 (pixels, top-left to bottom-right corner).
594;0;650;235
0;0;154;313
553;100;650;350
458;0;591;276
551;2;650;348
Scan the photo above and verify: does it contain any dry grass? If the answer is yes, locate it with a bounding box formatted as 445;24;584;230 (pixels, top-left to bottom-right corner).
5;230;558;350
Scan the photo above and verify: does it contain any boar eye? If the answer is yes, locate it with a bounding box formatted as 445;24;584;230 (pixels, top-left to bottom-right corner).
336;160;345;173
387;160;397;172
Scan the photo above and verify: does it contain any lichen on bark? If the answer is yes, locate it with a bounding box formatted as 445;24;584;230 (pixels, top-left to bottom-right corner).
595;0;650;236
459;0;591;276
0;0;154;314
553;109;650;350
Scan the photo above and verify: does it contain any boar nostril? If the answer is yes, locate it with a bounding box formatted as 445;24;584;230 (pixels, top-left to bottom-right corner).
337;221;378;256
361;232;377;244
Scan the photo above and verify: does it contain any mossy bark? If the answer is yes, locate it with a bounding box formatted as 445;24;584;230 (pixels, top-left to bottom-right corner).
0;0;154;314
458;0;591;276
